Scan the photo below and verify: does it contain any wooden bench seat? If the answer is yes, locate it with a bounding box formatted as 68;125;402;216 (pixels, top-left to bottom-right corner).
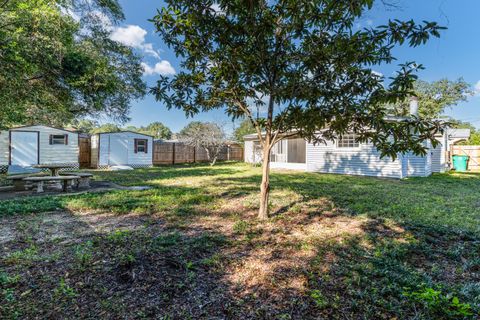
23;176;80;193
60;172;93;188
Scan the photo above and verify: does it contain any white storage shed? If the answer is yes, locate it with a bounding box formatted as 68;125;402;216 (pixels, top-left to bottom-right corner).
0;125;79;172
91;131;153;169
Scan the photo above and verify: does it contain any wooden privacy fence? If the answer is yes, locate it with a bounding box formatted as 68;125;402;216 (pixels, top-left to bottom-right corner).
153;141;243;165
451;145;480;171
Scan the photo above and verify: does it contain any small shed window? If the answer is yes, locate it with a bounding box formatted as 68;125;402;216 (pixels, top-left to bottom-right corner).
337;134;360;148
134;139;148;153
50;134;68;145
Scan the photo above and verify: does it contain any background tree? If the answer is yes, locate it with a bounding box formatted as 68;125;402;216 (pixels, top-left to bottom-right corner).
70;119;100;133
390;78;473;118
152;0;445;219
451;120;480;145
90;123;121;134
233;119;256;145
0;0;146;129
138;122;172;140
123;125;140;132
179;122;227;166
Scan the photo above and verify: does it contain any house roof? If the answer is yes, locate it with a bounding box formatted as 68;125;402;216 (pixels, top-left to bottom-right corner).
447;128;471;139
447;128;471;140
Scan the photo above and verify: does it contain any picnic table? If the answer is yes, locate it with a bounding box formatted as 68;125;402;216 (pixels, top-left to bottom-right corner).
33;164;77;176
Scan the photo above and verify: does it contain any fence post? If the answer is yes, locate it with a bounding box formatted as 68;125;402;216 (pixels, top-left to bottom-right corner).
172;143;175;165
193;146;196;163
227;145;230;161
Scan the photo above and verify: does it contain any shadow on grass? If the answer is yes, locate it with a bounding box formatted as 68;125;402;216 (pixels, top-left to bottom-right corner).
0;183;214;218
213;170;480;234
0;207;238;319
88;162;244;187
1;165;479;318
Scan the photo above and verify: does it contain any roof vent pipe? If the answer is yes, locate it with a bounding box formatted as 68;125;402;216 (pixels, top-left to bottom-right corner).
409;96;419;117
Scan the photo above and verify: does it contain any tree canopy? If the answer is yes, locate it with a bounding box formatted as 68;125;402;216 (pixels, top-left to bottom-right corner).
233;119;256;145
90;123;122;134
391;78;473;119
71;120;172;139
137;122;173;140
152;0;446;218
0;0;146;129
179;122;227;165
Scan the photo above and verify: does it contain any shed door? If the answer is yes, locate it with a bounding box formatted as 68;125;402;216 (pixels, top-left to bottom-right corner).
109;135;128;165
11;131;39;166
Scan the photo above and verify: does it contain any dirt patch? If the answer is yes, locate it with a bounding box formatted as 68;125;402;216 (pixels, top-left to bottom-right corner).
0;210;155;246
0;181;122;201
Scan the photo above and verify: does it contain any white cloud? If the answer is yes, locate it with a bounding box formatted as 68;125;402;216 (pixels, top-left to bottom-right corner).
474;80;480;96
371;70;384;78
141;61;176;76
111;25;160;59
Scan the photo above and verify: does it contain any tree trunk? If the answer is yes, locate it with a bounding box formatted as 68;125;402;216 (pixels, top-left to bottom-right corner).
210;158;217;166
205;147;216;166
210;147;221;166
258;144;271;220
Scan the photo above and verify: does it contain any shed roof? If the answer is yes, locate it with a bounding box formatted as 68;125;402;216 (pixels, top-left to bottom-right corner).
447;128;471;139
10;124;78;134
95;131;154;138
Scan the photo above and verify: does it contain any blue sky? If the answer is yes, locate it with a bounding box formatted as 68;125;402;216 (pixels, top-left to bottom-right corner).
111;0;479;133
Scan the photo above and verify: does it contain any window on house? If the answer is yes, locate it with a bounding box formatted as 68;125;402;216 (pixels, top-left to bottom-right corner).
50;134;68;145
337;134;360;148
287;138;306;163
271;140;287;163
135;139;148;153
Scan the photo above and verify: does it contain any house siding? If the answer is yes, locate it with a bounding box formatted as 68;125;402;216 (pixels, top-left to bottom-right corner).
431;144;443;173
306;140;403;178
243;132;448;179
246;138;404;178
431;135;447;173
244;140;255;163
402;152;431;177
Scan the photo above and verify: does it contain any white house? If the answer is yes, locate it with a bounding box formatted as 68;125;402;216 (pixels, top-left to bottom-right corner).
90;131;153;169
244;128;470;179
0;125;79;172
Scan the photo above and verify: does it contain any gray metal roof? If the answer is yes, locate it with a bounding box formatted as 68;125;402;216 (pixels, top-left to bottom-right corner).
447;128;471;140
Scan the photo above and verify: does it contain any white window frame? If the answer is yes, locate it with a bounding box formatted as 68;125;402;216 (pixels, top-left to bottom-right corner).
271;140;287;163
50;134;68;145
336;134;361;149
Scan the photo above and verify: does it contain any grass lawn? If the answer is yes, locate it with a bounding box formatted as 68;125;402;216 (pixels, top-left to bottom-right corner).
0;162;479;319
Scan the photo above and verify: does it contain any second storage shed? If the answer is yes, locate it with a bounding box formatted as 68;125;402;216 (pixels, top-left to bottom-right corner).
91;131;153;169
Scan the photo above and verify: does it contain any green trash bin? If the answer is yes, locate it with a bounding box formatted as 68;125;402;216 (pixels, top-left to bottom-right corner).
452;155;469;172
